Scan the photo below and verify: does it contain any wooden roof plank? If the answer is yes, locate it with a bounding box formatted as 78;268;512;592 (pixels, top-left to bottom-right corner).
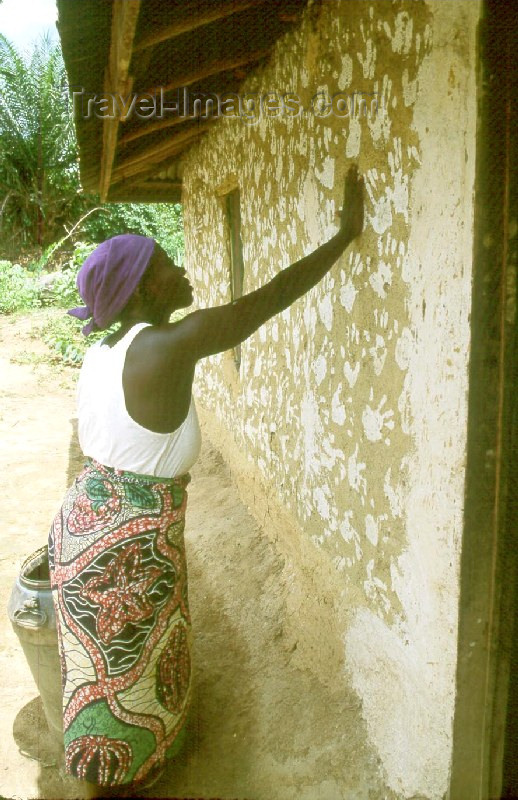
118;107;218;147
134;0;267;52
130;180;182;191
99;0;141;202
111;122;214;184
143;47;272;97
107;180;182;203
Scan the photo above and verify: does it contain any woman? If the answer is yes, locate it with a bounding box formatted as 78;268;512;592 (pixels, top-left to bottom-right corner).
48;166;363;795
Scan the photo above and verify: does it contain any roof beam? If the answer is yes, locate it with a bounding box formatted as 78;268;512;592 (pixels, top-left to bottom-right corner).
110;122;214;184
143;47;271;97
99;0;141;202
133;0;267;52
107;180;182;203
127;180;182;192
118;108;218;147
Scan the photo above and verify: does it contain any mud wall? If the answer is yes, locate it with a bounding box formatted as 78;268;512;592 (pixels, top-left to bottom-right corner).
181;1;480;797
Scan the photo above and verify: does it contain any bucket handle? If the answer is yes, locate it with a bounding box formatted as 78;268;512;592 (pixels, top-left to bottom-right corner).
13;598;47;629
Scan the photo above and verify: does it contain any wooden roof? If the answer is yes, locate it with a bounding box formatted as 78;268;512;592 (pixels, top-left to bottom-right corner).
57;0;307;203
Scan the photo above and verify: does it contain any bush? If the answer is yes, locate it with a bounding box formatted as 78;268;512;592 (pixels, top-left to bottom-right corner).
0;33;186;264
81;203;185;264
46;241;97;308
40;313;110;366
0;260;40;313
0;34;83;256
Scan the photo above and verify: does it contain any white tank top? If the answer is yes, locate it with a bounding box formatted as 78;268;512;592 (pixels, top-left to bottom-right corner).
77;323;201;478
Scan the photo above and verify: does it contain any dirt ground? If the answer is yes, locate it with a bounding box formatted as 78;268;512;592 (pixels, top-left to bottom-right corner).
0;310;388;800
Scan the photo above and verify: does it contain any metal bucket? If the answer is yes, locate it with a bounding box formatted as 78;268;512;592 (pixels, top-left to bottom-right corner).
7;545;63;748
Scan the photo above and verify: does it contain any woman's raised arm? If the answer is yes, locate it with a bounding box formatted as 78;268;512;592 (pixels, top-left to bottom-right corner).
174;165;364;360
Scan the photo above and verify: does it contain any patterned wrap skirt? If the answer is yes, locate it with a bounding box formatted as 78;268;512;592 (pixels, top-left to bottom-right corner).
48;458;192;787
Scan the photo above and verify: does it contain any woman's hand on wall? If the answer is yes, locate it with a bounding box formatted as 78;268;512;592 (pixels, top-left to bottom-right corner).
340;165;364;243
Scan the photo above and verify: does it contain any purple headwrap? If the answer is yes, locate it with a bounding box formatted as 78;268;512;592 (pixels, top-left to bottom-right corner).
68;234;155;335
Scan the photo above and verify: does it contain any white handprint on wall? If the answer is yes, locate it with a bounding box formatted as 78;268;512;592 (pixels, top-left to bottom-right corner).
369;333;388;376
348;444;367;495
387;137;409;221
365;168;392;235
367;73;392;143
369;259;392;299
362;394;395;442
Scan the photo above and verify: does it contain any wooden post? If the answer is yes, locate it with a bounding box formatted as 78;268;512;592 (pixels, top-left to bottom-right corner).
99;0;141;202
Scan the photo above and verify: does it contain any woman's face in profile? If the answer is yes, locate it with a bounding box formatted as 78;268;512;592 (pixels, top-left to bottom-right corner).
139;246;194;322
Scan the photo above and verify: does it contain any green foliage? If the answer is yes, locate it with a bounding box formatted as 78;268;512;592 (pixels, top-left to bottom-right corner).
151;203;185;264
0;34;83;256
44;241;97;308
46;322;84;364
0;259;40;313
81;202;185;263
0;33;185;268
40;312;114;367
